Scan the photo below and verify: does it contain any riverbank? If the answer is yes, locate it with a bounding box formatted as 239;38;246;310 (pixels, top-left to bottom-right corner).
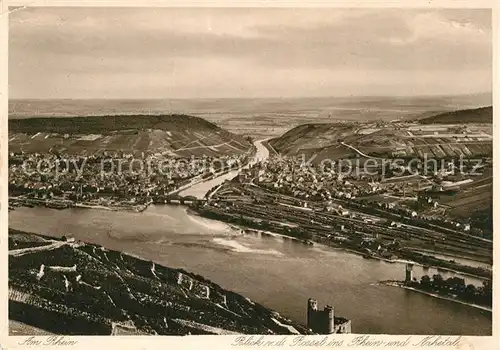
406;247;492;267
187;207;492;313
9;197;151;213
74;202;150;213
8;144;257;214
186;208;310;245
187;206;491;283
378;280;492;312
8;204;493;335
175;157;255;198
257;233;490;280
192;203;492;281
237;227;311;245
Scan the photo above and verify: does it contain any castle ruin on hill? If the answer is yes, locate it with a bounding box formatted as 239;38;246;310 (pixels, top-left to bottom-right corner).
307;298;351;334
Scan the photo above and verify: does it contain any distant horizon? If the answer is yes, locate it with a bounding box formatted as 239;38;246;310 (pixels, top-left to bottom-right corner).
8;91;493;102
8;92;492;124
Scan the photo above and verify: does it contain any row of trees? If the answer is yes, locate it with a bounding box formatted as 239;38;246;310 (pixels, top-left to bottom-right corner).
407;274;492;307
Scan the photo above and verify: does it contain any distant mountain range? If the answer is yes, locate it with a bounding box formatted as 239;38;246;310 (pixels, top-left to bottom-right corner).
9;93;492;117
9;93;492;139
415;106;492;124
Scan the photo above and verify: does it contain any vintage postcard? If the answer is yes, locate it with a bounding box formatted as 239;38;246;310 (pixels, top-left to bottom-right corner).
0;1;497;349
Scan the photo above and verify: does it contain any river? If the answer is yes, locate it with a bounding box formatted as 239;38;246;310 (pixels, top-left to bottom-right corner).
178;138;270;198
8;140;492;335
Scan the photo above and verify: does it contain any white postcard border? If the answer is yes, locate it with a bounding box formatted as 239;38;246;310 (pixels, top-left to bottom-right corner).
0;1;498;349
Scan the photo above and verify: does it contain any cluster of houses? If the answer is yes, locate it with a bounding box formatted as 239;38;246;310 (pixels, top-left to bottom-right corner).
9;150;248;204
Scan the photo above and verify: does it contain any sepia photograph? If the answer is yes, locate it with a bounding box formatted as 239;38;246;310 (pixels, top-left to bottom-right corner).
4;5;494;340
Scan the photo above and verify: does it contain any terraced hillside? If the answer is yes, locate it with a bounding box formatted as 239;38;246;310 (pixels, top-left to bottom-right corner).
268;116;493;230
269;123;359;161
8;115;252;157
9;229;309;336
269;121;492;161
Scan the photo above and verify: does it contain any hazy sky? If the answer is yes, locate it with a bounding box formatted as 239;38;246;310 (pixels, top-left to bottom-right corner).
9;7;492;99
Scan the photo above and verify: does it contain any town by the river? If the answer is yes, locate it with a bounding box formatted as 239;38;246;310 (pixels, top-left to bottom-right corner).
9;138;492;335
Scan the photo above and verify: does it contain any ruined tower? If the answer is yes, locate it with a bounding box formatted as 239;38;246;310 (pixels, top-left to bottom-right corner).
307;298;336;334
324;304;334;334
307;298;318;330
405;263;414;283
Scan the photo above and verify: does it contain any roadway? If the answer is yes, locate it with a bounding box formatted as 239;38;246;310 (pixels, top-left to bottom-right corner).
340;141;383;159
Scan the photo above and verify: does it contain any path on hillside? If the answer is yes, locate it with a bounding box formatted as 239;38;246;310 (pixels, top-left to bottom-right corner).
340;141;384;160
177;141;233;151
177;136;248;152
266;140;279;156
9;241;67;257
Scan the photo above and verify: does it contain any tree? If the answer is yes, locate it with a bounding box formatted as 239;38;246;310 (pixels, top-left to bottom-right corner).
420;275;431;288
481;279;492;291
464;284;477;300
432;274;444;289
479;280;492;301
445;277;465;293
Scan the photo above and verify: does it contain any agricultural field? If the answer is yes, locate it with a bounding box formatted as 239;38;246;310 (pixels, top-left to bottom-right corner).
8;115;252;157
436;169;492;219
9;230;309;336
270;122;492;161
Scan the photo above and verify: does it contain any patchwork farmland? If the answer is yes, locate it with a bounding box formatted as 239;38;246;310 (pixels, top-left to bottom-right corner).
271;122;492;161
